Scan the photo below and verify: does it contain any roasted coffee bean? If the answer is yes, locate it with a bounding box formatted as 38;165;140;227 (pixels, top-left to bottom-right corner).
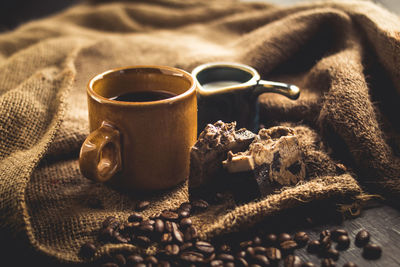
171;223;184;244
236;257;249;267
206;253;216;262
321;258;336;267
144;219;155;225
325;248;340;261
180;218;192;228
99;227;114;241
343;262;357;267
245;246;255;257
355;229;370;247
79;242;97;259
253;236;262;246
178;209;190;218
210;259;224;266
158;260;171;267
215;192;224;201
362;243;382;259
125;221;140;230
219;244;231;253
154;219;164;233
331;229;348;242
113;232;128;243
134;263;146;267
294;231;309;247
191;199;209;211
236;250;247;258
336;235;350;250
138;222;154;233
136;235;151;247
253;246;267;254
217;253;234;262
165;243;180;255
126;254;144;264
136;201;150;211
280;240;298;254
320;230;331;240
180;242;193;251
239;240;253;248
128;212;143;222
307;240;320;254
265;233;277;246
179;202;192;211
161;233;173;243
145;255;158;265
161;210;179;221
320;236;331;251
278;233;292;243
284;255;302;267
102;216;117;228
114;254;126;266
180;251;204;263
302;262;315;267
305;216;314;225
225;262;235;267
184;225;198;241
266;247;281;262
165;221;173;233
253;254;270;266
101;263;118;267
195;241;215;254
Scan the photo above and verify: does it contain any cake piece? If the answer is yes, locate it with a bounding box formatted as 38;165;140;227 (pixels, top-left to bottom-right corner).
189;121;256;191
222;126;306;197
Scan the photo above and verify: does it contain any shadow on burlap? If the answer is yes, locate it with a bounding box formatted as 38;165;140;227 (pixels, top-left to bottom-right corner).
0;0;399;264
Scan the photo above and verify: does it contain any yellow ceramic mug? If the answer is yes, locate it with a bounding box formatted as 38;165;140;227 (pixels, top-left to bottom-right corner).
79;66;197;191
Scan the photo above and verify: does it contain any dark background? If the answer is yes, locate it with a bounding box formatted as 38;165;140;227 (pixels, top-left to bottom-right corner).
0;0;399;32
0;0;82;32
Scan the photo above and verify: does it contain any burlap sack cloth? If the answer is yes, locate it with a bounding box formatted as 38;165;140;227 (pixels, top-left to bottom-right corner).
1;0;399;264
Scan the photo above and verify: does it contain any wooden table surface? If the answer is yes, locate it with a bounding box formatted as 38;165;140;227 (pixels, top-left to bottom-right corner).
295;204;400;266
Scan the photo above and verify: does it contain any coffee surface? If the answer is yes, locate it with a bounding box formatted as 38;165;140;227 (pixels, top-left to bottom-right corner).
110;90;176;102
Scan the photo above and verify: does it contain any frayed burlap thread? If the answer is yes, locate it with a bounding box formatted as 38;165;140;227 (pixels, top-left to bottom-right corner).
194;174;361;239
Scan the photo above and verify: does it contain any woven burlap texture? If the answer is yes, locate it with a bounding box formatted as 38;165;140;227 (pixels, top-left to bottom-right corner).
0;0;399;264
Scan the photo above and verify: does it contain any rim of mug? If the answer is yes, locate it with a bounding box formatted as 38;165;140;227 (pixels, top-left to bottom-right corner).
87;65;196;106
191;62;260;96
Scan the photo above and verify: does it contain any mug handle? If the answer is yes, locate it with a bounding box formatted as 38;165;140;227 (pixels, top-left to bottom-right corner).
79;121;122;182
252;80;300;100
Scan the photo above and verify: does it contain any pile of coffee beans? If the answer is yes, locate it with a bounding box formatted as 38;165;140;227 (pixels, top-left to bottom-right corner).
79;200;382;267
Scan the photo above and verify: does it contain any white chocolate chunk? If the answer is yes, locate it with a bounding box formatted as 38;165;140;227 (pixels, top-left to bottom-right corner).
222;152;255;173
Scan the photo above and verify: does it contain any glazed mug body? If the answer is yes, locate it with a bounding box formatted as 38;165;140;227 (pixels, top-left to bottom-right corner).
79;66;197;191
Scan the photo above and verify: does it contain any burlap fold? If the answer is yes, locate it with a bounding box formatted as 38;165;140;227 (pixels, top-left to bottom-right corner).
0;0;399;264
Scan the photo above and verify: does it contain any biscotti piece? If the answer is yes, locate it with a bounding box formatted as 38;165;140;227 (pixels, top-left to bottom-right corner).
223;126;306;196
189;120;256;190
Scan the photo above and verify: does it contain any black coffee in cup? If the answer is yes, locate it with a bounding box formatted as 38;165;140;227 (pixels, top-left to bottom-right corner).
110;90;176;102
